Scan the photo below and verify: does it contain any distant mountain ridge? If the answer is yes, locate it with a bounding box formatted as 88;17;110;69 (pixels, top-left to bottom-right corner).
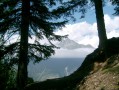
57;38;94;49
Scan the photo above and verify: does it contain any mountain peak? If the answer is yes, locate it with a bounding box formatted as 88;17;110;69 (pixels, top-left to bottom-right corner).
57;38;94;49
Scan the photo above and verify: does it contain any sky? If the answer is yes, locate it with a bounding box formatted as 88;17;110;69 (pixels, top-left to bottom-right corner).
52;4;119;58
55;5;119;48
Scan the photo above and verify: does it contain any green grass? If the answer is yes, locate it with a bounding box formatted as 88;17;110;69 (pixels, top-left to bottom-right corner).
105;66;119;74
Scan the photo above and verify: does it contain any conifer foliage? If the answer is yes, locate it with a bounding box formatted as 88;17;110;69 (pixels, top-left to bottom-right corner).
0;0;66;89
110;0;119;15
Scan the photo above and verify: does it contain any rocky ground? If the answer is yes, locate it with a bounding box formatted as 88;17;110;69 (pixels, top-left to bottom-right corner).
76;54;119;90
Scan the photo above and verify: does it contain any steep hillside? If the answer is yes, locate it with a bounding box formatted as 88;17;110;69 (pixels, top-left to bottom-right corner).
76;54;119;90
25;37;119;90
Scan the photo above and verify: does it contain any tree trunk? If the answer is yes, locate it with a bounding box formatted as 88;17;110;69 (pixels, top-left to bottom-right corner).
94;0;107;49
17;0;30;90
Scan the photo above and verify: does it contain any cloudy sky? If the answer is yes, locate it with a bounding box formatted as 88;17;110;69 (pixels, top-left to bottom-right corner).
55;14;119;48
52;4;119;58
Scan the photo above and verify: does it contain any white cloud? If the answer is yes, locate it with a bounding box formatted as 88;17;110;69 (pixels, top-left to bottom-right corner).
52;48;94;58
55;14;119;48
105;15;119;33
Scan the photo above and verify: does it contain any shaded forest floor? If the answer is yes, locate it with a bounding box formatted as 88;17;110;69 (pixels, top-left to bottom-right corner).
25;37;119;90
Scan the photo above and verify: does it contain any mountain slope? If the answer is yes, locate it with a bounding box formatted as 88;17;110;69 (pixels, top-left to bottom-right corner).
76;54;119;90
57;38;93;49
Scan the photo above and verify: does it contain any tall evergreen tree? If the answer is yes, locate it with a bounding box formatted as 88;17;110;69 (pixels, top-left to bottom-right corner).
93;0;107;49
17;0;30;89
0;0;67;89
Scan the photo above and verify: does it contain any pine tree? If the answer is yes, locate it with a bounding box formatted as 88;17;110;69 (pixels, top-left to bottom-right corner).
0;0;67;89
93;0;107;49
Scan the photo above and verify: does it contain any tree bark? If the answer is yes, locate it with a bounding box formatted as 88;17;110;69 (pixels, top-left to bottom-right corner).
94;0;107;49
17;0;30;90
